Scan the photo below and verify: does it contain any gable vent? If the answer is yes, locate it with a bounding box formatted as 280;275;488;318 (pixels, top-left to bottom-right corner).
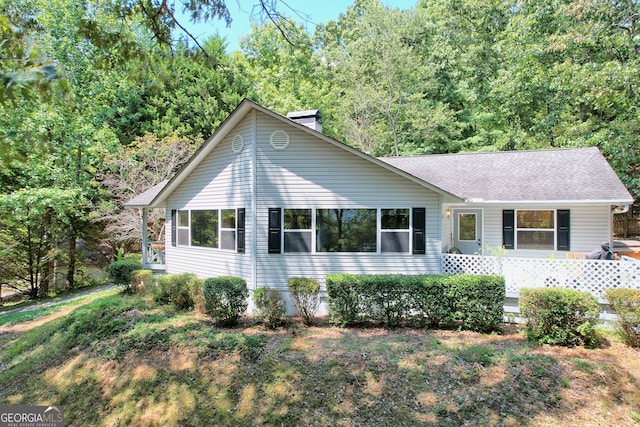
232;134;244;154
270;130;290;150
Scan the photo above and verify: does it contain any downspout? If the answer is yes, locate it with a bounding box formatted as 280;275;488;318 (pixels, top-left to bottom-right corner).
613;204;631;214
252;110;258;291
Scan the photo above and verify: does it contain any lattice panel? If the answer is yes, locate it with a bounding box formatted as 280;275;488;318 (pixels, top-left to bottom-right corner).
442;254;640;300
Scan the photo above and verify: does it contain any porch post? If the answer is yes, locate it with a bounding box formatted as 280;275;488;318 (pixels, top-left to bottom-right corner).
141;208;148;268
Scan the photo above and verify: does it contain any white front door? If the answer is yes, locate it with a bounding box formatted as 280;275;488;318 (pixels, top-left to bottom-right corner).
453;209;483;254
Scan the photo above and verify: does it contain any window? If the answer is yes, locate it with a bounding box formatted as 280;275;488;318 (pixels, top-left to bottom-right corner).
516;210;554;249
220;209;236;250
174;208;244;251
191;210;218;248
503;209;570;251
284;209;312;252
271;207;425;254
177;210;190;246
458;213;477;241
317;209;377;252
381;208;410;253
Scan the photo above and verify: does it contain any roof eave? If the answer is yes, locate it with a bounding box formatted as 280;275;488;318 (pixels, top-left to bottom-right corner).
445;198;634;205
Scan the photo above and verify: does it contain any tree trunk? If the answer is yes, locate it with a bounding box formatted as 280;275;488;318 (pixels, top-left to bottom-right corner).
67;233;77;290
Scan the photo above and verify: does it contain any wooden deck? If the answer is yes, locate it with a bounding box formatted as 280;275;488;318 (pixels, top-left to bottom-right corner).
614;239;640;261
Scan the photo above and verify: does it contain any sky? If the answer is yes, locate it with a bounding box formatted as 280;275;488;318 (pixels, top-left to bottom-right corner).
177;0;419;53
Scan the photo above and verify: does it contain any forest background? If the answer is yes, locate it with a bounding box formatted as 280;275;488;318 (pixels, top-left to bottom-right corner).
1;0;639;298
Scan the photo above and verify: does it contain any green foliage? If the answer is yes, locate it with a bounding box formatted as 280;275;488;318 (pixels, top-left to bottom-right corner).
443;274;505;333
326;274;504;331
519;288;600;347
203;276;248;326
288;278;320;325
253;288;286;329
108;260;142;291
152;273;201;311
131;269;152;294
605;288;640;348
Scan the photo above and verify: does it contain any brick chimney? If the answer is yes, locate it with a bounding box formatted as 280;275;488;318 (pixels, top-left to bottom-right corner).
286;109;322;133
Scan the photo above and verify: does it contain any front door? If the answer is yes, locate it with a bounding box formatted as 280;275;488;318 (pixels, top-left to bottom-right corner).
453;208;483;254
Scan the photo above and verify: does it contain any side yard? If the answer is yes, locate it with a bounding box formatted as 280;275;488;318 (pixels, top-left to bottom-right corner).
1;290;640;426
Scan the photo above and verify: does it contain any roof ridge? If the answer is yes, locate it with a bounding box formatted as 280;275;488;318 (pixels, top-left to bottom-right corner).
378;146;598;160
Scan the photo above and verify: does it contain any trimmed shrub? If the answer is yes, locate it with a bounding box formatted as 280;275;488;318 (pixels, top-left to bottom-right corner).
203;276;248;326
131;269;153;294
326;274;364;326
326;273;504;331
152;273;198;310
444;274;505;333
108;260;143;292
519;288;600;347
409;275;456;328
605;288;640;347
288;277;320;325
253;288;286;329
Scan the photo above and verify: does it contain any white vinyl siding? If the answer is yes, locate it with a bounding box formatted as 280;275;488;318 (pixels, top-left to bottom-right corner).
450;203;612;257
254;112;442;291
163;117;253;280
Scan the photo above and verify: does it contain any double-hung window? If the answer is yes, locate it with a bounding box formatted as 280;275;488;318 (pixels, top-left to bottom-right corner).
516;210;554;249
380;209;410;253
177;210;190;246
220;209;237;250
284;209;312;252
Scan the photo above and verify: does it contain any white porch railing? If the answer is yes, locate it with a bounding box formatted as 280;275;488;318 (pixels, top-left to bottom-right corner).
145;242;165;266
441;253;640;301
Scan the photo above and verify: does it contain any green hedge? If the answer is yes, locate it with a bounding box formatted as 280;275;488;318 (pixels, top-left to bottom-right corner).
519;288;600;347
326;274;504;331
605;288;640;348
203;276;248;326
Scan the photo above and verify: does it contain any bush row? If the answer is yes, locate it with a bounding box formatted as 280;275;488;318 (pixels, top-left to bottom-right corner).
326;274;505;332
109;261;640;348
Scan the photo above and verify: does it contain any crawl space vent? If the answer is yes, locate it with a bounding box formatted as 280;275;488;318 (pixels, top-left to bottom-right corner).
270;130;290;150
232;134;244;154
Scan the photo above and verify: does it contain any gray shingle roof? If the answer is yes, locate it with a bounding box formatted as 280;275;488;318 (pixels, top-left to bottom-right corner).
380;147;633;203
124;180;169;207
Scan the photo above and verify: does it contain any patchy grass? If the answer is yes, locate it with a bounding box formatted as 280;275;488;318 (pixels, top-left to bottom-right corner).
1;293;640;426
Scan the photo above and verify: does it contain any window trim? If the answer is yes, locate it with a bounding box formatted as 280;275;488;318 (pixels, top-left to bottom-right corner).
174;208;244;252
515;209;555;250
275;207;422;254
502;209;570;251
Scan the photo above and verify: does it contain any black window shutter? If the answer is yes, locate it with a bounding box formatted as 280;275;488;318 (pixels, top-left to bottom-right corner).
557;209;570;251
171;209;177;247
412;208;426;254
268;208;281;254
237;208;246;253
503;210;515;249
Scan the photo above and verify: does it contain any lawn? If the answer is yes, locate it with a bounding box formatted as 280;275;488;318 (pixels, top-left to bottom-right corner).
1;291;639;426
